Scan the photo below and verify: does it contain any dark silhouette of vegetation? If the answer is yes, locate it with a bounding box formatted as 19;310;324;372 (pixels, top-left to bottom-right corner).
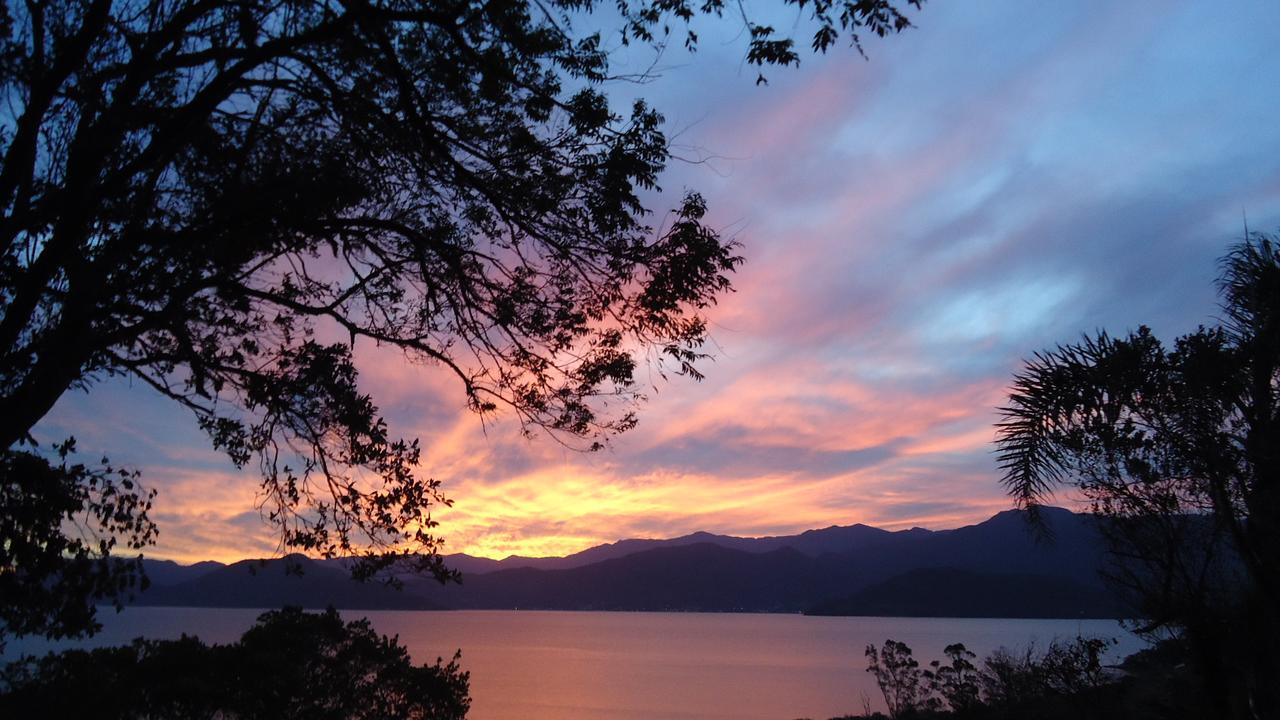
0;606;469;719
978;636;1112;712
995;234;1280;718
0;0;922;644
845;637;1211;720
865;639;934;718
1;437;156;647
924;644;980;714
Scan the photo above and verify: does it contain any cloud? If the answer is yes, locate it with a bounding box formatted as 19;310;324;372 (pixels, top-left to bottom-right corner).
32;0;1280;562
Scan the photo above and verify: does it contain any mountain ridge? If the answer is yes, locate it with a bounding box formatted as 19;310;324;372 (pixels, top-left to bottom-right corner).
142;507;1084;577
132;507;1121;618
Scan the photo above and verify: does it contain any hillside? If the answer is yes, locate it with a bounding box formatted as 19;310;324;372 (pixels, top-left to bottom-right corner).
135;555;441;610
134;507;1118;617
805;567;1125;618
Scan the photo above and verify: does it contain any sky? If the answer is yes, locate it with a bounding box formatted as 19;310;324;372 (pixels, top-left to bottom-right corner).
38;0;1280;563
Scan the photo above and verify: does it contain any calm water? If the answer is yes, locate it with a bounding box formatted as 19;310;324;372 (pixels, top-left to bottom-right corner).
5;609;1144;719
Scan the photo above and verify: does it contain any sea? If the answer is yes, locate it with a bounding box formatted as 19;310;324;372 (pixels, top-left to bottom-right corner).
3;608;1144;719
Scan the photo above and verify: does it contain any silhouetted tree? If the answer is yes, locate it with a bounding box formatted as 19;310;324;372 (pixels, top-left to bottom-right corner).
0;607;470;719
924;643;980;714
0;0;921;643
979;636;1115;718
977;645;1041;711
866;639;936;718
996;234;1280;717
1;437;156;647
864;638;1122;720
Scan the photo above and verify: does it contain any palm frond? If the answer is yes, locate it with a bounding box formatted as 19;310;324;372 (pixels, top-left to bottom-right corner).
1217;232;1280;345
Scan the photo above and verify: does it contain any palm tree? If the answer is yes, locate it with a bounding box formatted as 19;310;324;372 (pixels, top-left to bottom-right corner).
995;235;1279;719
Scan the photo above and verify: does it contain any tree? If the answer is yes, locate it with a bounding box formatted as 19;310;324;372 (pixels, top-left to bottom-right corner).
978;637;1114;715
924;643;980;714
995;235;1280;718
865;639;936;719
864;638;1132;719
0;0;922;642
0;606;471;719
0;438;156;646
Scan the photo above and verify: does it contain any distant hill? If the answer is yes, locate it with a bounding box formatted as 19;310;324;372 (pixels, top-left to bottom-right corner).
434;553;505;575
805;567;1126;618
439;522;899;573
416;543;825;612
401;506;1113;614
133;507;1122;617
141;558;224;586
429;506;1103;583
135;555;441;610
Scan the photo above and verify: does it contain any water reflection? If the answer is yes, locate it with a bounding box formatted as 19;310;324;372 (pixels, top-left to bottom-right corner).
4;608;1143;719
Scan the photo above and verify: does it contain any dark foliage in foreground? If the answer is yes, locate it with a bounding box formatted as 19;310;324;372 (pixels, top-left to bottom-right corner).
0;0;921;646
0;607;469;719
839;637;1215;720
996;235;1280;717
0;438;155;648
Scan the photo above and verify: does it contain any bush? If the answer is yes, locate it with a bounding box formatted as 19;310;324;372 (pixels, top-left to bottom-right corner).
924;644;981;713
863;637;1120;719
0;607;469;719
865;639;937;718
980;636;1114;707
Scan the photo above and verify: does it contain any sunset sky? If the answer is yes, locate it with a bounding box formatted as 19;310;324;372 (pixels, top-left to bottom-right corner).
38;0;1280;563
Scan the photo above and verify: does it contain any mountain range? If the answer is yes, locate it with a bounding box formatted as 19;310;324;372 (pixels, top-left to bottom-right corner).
131;507;1127;618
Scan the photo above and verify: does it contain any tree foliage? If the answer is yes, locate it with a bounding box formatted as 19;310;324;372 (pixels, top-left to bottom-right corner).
866;639;935;718
0;438;156;648
0;0;921;641
0;606;470;719
865;637;1119;720
979;637;1112;707
924;643;980;714
995;235;1280;717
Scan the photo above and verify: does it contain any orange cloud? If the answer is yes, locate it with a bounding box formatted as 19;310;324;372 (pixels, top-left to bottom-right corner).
44;0;1261;567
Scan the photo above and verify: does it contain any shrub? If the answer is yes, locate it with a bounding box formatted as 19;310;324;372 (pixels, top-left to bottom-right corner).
866;639;938;718
0;607;469;719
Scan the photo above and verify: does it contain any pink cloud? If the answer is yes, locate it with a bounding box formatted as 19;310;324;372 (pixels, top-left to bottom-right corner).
45;1;1274;566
